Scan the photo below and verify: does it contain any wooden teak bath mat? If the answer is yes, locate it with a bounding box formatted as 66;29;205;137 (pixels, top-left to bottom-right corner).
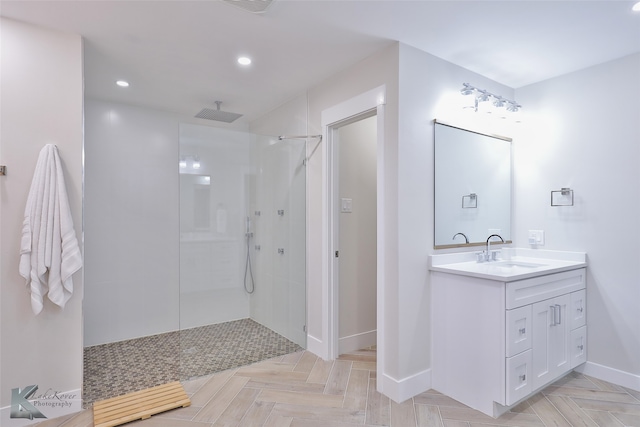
93;381;191;427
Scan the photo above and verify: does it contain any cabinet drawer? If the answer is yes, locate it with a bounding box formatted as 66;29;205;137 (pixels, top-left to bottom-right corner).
506;305;532;357
570;326;587;368
506;349;533;405
570;289;586;330
506;268;586;309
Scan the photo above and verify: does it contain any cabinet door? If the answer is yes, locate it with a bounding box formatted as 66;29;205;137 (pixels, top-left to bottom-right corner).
570;326;587;368
506;305;532;357
570;289;586;330
532;294;571;390
506;349;533;405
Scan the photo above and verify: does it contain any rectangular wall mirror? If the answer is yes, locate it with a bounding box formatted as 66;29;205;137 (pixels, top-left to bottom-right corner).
434;120;512;249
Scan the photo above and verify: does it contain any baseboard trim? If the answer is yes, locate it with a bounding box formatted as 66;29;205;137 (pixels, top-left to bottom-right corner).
381;369;431;403
575;361;640;392
306;334;327;360
339;330;376;355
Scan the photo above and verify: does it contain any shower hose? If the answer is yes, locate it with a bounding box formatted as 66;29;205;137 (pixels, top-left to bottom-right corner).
244;231;255;294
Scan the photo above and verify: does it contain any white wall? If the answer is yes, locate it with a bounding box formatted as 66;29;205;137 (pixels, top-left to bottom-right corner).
513;53;640;388
84;99;180;346
0;17;83;418
292;42;516;402
306;44;400;387
338;116;378;353
393;42;515;394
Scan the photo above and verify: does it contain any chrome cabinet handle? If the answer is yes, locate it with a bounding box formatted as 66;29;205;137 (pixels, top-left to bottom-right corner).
519;374;526;382
519;328;526;335
555;304;562;324
550;305;556;326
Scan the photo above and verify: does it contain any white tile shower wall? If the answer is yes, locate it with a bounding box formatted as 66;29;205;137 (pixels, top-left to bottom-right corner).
249;95;308;348
84;99;180;346
251;138;307;347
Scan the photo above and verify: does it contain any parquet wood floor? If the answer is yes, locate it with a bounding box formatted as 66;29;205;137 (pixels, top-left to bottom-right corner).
36;348;640;427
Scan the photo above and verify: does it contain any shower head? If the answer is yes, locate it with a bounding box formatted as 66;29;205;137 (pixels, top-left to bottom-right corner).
195;101;243;123
222;0;273;14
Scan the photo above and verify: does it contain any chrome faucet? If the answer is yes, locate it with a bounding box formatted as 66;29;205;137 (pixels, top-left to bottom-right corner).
452;232;469;244
485;234;504;261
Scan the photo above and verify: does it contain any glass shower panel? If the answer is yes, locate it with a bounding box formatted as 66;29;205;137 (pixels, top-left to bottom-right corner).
179;125;252;331
250;135;307;348
179;125;306;381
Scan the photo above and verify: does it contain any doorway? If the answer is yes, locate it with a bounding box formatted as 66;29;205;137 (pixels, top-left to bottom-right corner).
336;115;378;355
319;85;386;369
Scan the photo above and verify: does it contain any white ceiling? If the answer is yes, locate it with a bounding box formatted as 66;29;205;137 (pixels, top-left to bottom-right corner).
2;0;639;126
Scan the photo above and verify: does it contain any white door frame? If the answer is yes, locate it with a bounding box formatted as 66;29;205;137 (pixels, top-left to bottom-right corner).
320;86;386;374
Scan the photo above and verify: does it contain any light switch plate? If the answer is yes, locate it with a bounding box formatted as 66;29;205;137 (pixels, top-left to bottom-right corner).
341;198;353;213
528;230;545;245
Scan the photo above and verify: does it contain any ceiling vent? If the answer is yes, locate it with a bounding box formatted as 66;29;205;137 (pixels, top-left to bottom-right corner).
221;0;274;14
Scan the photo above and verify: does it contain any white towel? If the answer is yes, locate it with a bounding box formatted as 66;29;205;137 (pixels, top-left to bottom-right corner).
19;144;82;315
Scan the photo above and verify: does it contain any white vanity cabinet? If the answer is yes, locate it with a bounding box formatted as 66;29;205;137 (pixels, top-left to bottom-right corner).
431;266;587;418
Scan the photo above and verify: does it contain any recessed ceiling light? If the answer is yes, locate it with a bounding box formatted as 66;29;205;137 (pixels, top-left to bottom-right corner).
633;1;640;12
116;80;129;87
238;56;252;66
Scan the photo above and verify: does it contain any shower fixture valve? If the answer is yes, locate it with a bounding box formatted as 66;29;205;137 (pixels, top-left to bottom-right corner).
278;248;285;255
277;209;285;216
255;245;261;251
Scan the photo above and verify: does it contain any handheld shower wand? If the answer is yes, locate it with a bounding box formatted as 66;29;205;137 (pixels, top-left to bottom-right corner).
244;215;255;294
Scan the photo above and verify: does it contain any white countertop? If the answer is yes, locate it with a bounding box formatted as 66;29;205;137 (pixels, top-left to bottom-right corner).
428;248;587;281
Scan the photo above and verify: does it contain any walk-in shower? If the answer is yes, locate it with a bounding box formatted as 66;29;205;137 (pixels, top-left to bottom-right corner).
179;124;307;348
178;123;307;379
83;99;307;405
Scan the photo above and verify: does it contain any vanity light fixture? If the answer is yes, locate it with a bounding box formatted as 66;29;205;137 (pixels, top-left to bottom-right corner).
460;83;521;115
116;80;130;87
238;56;252;65
460;83;475;96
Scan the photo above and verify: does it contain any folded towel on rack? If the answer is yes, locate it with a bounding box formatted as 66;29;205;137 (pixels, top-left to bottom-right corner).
19;144;82;315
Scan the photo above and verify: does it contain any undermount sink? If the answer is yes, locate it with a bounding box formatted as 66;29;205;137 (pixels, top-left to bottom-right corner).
491;260;547;268
429;249;587;280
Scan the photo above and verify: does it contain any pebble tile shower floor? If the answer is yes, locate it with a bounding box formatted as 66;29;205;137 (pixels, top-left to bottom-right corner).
83;318;303;406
